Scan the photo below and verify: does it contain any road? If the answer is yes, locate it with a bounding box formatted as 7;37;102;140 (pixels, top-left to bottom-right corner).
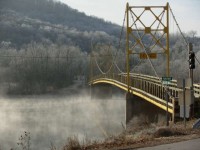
137;138;200;150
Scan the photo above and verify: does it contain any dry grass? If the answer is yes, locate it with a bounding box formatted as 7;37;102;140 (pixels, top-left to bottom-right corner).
63;136;82;150
153;128;186;138
62;135;100;150
17;131;31;150
61;119;200;150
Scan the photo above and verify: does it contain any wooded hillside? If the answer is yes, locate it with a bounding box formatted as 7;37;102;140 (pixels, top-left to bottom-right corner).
0;0;199;94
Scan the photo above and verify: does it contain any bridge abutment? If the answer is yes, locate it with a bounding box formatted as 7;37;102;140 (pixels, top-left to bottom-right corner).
126;92;166;125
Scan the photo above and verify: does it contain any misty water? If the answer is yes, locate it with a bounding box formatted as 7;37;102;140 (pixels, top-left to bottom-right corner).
0;91;125;149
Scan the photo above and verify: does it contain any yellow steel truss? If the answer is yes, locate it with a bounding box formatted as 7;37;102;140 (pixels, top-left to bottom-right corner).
126;3;170;91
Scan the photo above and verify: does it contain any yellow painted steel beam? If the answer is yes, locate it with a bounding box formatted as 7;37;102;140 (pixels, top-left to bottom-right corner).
132;89;173;114
126;2;130;92
130;6;166;8
126;3;170;77
91;79;173;114
166;2;170;76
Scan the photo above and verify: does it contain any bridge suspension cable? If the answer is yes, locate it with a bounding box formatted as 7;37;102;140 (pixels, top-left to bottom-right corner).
92;44;123;75
117;8;127;51
114;61;125;74
170;5;200;69
169;5;189;47
94;56;106;74
111;7;127;74
93;48;115;75
92;8;127;75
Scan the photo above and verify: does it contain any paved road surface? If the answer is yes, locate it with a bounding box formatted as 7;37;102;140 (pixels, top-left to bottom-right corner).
137;138;200;150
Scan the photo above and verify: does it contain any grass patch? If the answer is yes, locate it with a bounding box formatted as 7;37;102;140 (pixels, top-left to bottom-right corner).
154;128;186;138
63;136;82;150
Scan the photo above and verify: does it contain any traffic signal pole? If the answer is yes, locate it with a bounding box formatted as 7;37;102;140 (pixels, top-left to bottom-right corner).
188;43;194;117
189;43;194;78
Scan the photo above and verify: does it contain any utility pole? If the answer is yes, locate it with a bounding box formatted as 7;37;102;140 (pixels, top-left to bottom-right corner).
183;79;186;128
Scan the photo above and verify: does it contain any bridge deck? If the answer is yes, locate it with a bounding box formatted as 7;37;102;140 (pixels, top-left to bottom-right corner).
90;73;200;116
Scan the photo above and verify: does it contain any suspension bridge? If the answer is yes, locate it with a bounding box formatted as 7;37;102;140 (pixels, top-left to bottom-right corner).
89;3;200;125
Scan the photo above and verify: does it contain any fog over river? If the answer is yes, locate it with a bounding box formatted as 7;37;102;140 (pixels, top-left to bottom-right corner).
0;91;125;149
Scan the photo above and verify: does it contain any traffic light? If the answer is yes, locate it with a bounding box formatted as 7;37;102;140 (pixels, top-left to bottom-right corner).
189;51;195;69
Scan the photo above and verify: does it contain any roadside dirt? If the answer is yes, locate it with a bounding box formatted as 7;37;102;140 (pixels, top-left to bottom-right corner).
82;119;200;150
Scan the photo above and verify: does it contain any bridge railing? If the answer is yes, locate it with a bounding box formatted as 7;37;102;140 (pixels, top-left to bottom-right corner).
90;73;200;99
194;84;200;97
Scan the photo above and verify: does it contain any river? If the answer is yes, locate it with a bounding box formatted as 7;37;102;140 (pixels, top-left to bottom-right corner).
0;93;125;149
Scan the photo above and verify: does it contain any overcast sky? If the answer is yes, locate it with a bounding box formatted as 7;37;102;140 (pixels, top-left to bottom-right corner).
59;0;200;36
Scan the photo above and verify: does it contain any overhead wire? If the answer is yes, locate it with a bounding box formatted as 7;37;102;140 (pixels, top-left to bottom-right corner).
4;9;126;75
0;55;88;59
0;53;123;59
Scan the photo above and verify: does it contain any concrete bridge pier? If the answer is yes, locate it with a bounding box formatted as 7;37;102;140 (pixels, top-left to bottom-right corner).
91;83;112;100
126;92;166;125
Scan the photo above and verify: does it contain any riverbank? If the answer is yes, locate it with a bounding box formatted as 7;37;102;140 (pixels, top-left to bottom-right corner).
62;119;200;150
